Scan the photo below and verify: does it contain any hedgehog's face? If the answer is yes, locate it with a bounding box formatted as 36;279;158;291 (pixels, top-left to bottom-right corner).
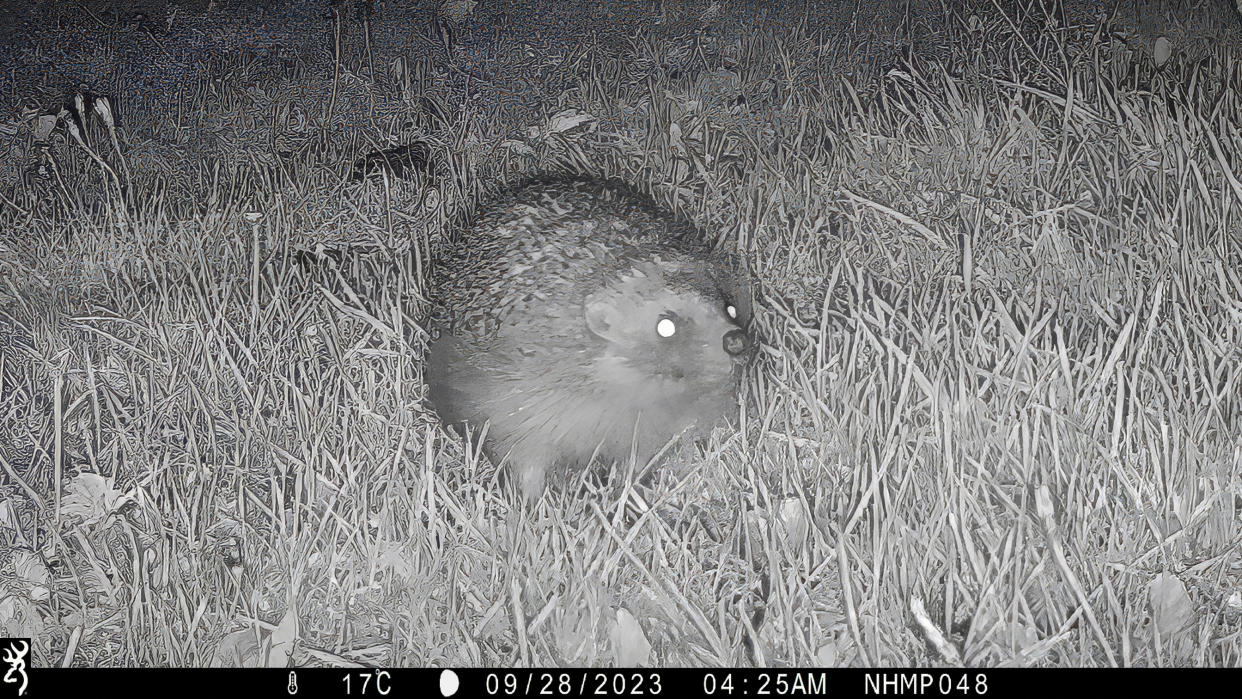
584;261;752;393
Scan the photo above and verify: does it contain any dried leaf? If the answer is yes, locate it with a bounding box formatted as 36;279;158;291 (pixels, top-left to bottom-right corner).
611;608;651;667
13;549;49;593
14;549;51;602
1227;591;1242;614
554;606;596;665
212;629;263;668
92;94;116;130
34;113;58;141
545;109;595;136
1153;37;1172;68
815;641;838;666
377;542;417;583
0;595;44;638
0;596;17;626
1149;572;1192;638
668;122;687;157
1012;622;1039;652
61;473;129;527
267;608;298;667
0;500;17;532
776;497;810;554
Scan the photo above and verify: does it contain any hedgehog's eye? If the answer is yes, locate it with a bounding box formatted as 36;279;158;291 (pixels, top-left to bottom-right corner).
656;317;677;338
725;303;738;320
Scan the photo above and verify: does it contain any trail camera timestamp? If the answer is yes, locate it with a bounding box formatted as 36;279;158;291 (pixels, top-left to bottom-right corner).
702;671;829;695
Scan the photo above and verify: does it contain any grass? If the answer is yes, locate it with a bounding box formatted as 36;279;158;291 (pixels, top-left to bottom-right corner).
0;0;1240;668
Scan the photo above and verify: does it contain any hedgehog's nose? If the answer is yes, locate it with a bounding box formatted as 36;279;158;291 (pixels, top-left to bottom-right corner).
723;328;750;358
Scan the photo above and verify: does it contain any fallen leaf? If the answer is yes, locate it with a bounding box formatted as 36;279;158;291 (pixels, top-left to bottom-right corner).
611;608;651;667
212;629;263;668
776;497;810;555
1011;622;1039;652
815;641;838;666
1149;572;1192;638
13;549;49;592
1153;37;1172;68
545;109;596;136
1226;591;1241;614
0;500;17;532
61;473;129;527
267;608;298;667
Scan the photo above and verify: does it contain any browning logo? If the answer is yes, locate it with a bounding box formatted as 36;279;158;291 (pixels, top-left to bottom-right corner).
1;640;28;697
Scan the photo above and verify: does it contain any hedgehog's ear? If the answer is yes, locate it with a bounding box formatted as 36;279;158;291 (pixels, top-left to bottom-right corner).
584;291;623;341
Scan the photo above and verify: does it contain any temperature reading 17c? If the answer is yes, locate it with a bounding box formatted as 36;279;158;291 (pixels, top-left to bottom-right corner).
340;670;394;695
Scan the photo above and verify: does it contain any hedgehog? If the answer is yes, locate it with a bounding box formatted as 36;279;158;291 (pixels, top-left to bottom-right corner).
426;177;753;499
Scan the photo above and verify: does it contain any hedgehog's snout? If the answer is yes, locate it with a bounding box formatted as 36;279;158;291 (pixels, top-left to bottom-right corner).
722;327;750;360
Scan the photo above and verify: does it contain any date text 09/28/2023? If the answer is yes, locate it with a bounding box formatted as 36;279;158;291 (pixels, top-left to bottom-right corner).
481;670;850;696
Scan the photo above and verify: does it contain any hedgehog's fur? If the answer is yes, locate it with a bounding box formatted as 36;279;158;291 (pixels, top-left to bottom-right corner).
427;177;752;499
